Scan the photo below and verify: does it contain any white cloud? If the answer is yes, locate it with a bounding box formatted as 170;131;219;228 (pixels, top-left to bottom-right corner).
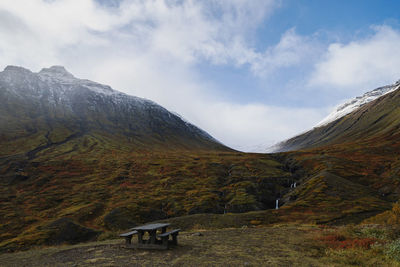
0;0;328;150
250;28;321;76
310;26;400;91
192;102;324;150
0;0;283;70
0;0;120;69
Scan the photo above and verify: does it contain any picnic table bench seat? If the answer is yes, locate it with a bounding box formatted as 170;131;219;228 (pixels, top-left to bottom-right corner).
119;230;138;245
157;229;181;246
157;229;180;237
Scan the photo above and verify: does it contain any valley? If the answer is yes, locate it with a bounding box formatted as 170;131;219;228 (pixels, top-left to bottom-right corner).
2;1;400;266
0;66;399;266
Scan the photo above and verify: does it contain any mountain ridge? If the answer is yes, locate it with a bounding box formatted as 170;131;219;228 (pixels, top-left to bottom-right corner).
316;80;400;127
0;65;227;156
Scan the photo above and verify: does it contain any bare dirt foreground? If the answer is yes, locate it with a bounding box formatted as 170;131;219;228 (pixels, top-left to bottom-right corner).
0;225;392;266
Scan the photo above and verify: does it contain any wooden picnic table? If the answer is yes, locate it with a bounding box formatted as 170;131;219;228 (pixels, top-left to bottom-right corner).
120;223;180;249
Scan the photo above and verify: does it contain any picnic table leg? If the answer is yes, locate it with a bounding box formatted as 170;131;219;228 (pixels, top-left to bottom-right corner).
161;226;167;234
138;231;144;244
171;233;178;245
162;236;168;248
125;236;132;245
150;230;157;244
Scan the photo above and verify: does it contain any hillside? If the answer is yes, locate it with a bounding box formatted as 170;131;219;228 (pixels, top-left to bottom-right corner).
274;83;400;223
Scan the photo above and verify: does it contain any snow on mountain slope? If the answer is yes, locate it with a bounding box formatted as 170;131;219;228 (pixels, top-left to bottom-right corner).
1;65;156;104
316;80;400;127
0;65;224;149
262;80;400;153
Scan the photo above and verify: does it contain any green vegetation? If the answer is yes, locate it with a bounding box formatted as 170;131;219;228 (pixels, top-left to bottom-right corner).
386;239;400;262
0;145;295;251
1;122;399;252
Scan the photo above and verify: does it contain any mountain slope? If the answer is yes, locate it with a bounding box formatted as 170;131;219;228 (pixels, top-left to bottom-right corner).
273;80;400;152
317;80;400;127
275;81;400;223
0;65;227;158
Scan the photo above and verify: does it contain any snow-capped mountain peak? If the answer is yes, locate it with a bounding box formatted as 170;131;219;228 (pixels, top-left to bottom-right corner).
4;65;32;73
1;65;35;82
39;65;75;81
37;66;119;96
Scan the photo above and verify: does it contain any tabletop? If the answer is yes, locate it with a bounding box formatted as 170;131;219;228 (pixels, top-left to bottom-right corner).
132;223;170;231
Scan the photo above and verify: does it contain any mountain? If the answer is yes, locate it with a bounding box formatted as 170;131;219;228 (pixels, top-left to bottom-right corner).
272;80;400;152
0;65;297;251
0;65;228;159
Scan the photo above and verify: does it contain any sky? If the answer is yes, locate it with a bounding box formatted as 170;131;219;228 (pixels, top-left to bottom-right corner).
1;0;400;150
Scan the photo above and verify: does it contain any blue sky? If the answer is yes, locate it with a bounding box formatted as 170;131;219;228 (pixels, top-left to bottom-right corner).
201;0;400;107
1;0;400;150
265;0;400;42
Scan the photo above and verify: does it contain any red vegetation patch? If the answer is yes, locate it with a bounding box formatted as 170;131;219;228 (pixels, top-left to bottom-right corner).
318;234;377;249
119;182;134;188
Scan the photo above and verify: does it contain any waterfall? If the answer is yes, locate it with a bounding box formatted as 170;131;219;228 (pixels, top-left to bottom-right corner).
294;182;296;188
275;199;279;209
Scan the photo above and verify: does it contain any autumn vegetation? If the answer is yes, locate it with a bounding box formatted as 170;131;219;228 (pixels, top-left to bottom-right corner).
1;77;400;265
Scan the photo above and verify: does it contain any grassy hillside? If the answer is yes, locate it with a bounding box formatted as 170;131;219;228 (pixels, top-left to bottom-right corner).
274;120;400;226
267;88;400;226
2;117;399;251
0;138;298;251
280;131;400;210
2;137;398;252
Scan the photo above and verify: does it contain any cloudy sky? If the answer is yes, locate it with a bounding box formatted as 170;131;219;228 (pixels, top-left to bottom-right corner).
1;0;400;150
